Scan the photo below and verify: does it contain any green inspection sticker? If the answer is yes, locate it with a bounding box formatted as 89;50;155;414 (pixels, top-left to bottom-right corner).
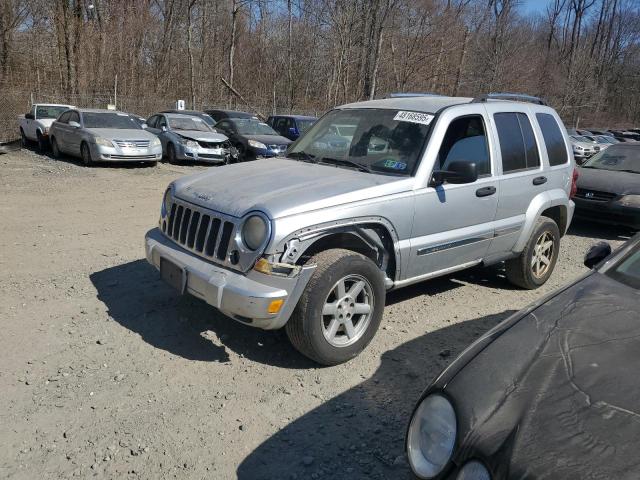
382;159;407;170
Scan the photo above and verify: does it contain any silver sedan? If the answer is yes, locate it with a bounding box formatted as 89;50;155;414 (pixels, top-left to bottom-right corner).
49;109;162;166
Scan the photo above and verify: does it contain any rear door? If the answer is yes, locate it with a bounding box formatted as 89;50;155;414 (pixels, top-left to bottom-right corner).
408;106;499;278
484;106;546;258
53;111;72;152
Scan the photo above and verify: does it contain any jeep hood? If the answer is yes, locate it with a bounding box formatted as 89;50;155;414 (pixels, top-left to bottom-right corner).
174;130;228;143
173;158;407;218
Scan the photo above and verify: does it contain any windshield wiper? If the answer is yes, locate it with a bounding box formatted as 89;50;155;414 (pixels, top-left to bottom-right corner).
318;157;372;173
288;151;318;163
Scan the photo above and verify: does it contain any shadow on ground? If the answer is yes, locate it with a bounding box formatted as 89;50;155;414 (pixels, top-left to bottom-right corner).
236;309;516;480
568;218;636;241
90;259;317;368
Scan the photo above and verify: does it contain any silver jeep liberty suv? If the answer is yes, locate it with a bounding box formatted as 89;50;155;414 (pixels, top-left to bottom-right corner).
145;93;576;365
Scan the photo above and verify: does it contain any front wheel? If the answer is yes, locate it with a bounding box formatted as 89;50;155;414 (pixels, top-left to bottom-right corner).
506;217;560;289
51;137;61;158
20;128;28;147
286;249;386;366
36;131;47;152
167;143;177;164
81;142;94;166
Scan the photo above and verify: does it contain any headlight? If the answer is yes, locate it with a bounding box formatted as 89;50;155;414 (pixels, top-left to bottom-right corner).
182;139;199;149
407;394;457;479
161;186;173;217
457;461;491;480
573;145;583;151
150;137;161;147
95;137;113;147
248;139;267;150
241;215;268;251
618;194;640;208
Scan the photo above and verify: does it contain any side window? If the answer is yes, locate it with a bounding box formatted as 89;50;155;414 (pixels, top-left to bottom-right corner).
158;116;167;129
494;112;540;173
536;113;569;166
58;112;71;124
275;118;287;133
68;111;80;124
436;115;490;177
147;115;158;128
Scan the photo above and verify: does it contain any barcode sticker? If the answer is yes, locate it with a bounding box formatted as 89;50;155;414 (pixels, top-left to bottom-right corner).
393;111;434;126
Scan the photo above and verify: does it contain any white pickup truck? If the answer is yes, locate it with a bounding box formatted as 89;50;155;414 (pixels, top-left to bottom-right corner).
19;104;74;151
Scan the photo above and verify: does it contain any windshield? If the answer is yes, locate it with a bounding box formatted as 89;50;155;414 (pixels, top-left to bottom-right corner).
606;241;640;289
37;106;69;119
297;119;316;133
581;145;640;173
288;108;432;176
234;119;279;136
83;112;141;129
168;116;212;132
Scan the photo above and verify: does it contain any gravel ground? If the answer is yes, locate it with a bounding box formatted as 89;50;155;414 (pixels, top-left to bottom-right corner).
0;148;634;480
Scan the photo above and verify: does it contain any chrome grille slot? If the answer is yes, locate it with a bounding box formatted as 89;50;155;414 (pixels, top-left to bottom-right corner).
575;188;618;202
114;139;150;148
161;198;241;269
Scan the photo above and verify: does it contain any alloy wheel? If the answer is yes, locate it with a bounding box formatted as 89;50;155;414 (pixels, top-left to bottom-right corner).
531;231;554;278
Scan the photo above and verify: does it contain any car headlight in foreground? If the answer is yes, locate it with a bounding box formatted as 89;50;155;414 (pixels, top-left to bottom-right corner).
95;137;113;147
457;461;491;480
407;394;457;479
161;185;173;217
242;214;268;251
248;139;267;150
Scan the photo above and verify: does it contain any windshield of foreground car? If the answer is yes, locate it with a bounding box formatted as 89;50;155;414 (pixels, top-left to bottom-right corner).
297;119;316;133
37;106;69;119
168;116;212;132
288;108;432;176
233;119;279;136
581;145;640;173
607;242;640;289
83;112;142;129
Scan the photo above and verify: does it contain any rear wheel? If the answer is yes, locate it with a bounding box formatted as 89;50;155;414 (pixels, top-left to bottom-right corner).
286;249;386;366
506;217;560;289
81;142;94;167
51;137;61;158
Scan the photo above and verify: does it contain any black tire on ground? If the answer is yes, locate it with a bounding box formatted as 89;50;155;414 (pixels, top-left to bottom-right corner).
20;128;28;147
36;131;47;152
167;143;177;164
81;142;93;167
285;248;386;366
506;216;560;289
144;161;158;167
50;137;61;158
235;143;247;162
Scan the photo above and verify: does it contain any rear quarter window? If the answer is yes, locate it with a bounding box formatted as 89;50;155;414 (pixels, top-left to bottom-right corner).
536;113;569;166
494;112;540;173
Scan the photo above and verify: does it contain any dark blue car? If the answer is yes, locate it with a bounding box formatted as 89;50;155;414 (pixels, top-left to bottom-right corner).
267;115;317;141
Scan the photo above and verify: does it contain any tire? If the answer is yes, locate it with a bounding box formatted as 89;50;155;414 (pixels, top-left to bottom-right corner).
20;128;28;147
167;143;177;164
81;142;93;167
36;131;47;152
235;143;247;162
506;217;560;289
285;249;386;366
50;137;61;158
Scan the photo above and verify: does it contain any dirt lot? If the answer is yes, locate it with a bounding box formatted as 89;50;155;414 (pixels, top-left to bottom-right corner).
0;148;633;479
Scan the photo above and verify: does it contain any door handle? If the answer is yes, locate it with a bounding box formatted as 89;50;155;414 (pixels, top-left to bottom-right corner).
476;186;496;197
533;176;547;185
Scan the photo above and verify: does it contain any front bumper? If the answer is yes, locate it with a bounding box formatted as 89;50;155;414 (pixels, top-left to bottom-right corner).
144;228;315;329
177;143;230;163
92;143;163;162
574;198;640;229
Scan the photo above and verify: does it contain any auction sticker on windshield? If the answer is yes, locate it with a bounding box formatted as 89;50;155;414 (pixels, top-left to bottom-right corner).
393;111;434;126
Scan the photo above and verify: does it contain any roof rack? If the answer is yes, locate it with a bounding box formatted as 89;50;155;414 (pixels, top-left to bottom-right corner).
388;92;445;98
471;92;547;106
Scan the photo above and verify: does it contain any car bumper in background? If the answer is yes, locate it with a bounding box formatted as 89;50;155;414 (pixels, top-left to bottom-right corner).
93;143;162;162
178;144;229;163
144;228;315;329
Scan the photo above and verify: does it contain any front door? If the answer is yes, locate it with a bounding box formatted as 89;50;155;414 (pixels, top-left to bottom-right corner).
407;109;499;278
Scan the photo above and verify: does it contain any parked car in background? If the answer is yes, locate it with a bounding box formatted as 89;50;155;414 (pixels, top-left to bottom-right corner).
214;117;291;161
144;93;576;365
610;130;640;142
570;134;599;164
406;233;640;480
574;144;640;229
267;115;317;141
19;103;74;151
160;110;217;129
49;108;162;166
580;134;615;151
204;109;258;123
145;112;236;164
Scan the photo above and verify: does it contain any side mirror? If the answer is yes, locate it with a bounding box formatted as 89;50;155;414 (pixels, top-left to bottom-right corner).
161;126;167;132
584;242;612;269
68;121;80;128
432;161;478;186
141;123;148;129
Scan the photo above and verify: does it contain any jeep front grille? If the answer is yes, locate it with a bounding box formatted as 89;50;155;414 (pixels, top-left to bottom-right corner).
161;199;237;266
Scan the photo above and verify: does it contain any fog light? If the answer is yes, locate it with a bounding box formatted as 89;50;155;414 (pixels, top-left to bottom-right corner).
229;250;239;265
268;299;284;314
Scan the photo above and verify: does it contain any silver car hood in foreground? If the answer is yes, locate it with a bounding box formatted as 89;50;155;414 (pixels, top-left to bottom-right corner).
172;130;228;142
173;158;408;219
86;128;157;140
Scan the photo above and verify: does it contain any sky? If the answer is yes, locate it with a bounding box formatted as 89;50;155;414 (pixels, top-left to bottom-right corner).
520;0;553;15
